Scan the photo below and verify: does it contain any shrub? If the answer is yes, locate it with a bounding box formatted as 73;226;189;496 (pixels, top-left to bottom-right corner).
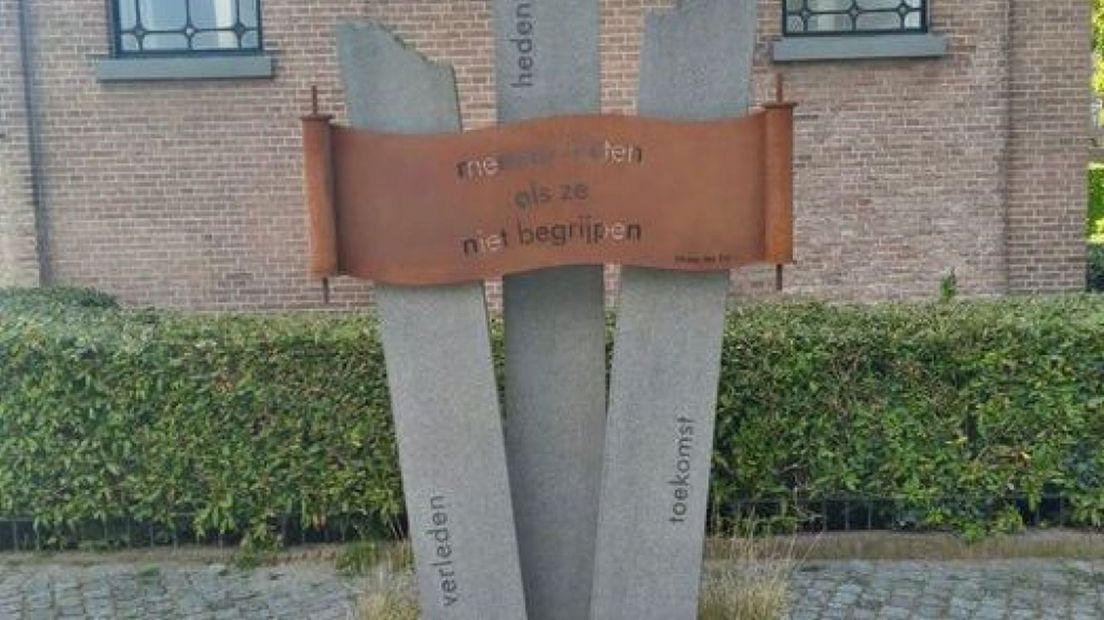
1;290;1103;545
712;296;1104;536
0;286;118;313
1090;243;1104;292
1092;165;1104;242
0;299;400;548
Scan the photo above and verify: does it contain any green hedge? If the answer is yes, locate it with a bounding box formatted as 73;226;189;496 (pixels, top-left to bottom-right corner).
0;287;118;313
715;296;1104;537
1091;243;1104;292
2;288;1103;546
0;289;401;547
1091;164;1104;242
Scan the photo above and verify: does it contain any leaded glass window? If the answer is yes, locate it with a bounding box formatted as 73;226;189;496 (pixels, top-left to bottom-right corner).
112;0;262;55
784;0;927;36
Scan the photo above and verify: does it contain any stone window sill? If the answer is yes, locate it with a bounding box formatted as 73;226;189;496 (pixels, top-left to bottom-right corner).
95;55;274;81
771;34;948;62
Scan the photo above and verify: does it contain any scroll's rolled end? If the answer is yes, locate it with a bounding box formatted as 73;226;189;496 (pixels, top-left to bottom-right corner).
302;99;340;281
763;74;795;269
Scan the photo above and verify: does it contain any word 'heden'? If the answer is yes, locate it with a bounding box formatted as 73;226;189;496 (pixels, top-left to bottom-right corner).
509;1;535;88
462;217;642;256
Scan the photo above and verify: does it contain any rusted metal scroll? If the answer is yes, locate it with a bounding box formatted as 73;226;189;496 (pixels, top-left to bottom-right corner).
764;100;795;266
301;109;793;285
301;111;338;279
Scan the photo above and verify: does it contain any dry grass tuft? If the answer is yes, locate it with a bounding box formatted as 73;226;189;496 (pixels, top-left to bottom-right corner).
338;541;414;577
357;584;419;620
352;544;420;620
699;531;801;620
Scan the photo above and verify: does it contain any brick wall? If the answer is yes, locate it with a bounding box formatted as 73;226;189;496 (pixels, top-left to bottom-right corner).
14;0;372;308
762;0;1016;299
1006;0;1090;292
0;0;41;287
1;0;1090;308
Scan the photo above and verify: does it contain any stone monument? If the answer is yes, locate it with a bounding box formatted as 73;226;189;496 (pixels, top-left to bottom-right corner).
301;1;791;617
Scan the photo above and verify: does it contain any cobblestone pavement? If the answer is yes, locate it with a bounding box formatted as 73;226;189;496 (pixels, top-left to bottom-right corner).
0;559;371;620
1;556;1103;619
787;559;1104;620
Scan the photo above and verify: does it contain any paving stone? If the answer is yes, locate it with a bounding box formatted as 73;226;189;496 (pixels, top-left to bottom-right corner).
0;554;1102;618
878;606;912;619
0;559;374;619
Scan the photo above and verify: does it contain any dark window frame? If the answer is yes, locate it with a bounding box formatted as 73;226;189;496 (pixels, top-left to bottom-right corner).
107;0;264;58
782;0;929;37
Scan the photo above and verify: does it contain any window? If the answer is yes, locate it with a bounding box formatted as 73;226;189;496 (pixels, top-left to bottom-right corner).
772;0;944;61
112;0;262;55
783;0;927;36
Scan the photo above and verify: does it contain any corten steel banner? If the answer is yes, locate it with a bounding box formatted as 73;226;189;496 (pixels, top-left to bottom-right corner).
303;108;793;285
